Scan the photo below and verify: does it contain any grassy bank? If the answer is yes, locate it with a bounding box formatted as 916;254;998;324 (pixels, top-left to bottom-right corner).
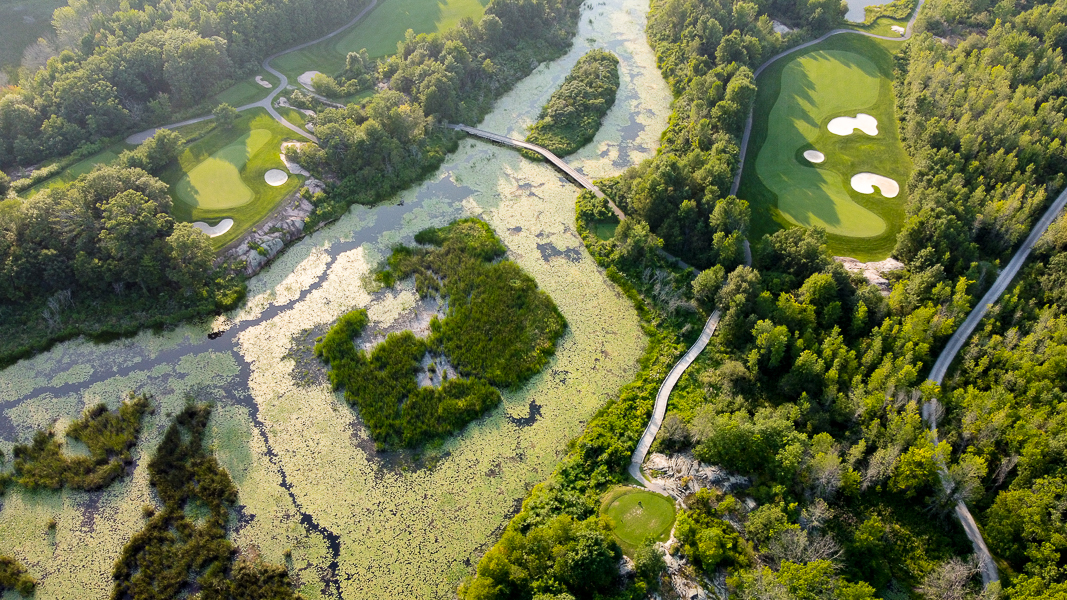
272;0;489;81
317;219;567;448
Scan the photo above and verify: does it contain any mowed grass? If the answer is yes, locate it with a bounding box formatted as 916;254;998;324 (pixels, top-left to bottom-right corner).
739;34;910;261
213;71;279;108
0;0;66;69
163;109;306;249
21;147;126;196
272;0;488;80
601;487;676;556
175;129;271;210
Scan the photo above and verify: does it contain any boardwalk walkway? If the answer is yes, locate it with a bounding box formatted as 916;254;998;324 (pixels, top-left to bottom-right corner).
446;124;627;221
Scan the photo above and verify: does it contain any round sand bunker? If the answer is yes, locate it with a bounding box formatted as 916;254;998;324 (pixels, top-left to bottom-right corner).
803;150;825;163
264;169;289;186
828;113;878;136
851;172;899;198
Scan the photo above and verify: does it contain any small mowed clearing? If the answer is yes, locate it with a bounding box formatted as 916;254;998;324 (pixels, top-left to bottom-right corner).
601;486;676;556
273;0;488;81
740;34;910;261
163;109;306;249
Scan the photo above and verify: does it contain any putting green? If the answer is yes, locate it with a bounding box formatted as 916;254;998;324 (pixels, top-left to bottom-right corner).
741;35;911;260
755;50;886;238
602;487;676;555
174;129;271;210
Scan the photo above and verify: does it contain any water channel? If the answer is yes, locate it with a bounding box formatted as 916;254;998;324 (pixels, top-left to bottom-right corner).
0;0;672;597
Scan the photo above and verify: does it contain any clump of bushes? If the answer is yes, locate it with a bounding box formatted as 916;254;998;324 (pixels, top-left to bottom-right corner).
316;219;567;448
526;49;621;157
0;556;36;597
112;403;301;599
9;392;150;492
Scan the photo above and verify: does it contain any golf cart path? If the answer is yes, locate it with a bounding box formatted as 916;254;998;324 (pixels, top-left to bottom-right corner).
922;181;1067;585
729;0;926;196
127;0;380;145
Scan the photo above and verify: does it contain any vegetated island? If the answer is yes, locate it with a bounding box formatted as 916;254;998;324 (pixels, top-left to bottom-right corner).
113;403;300;600
525;49;621;157
316;219;567;448
1;391;150;494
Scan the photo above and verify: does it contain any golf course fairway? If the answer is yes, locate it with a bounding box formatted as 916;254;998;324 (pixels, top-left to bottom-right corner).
740;35;910;261
175;129;271;210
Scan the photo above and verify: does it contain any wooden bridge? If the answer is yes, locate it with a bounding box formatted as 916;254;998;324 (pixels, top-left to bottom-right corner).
446;124;626;221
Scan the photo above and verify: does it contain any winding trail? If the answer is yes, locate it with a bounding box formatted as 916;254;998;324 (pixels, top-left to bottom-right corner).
921;182;1067;585
127;0;380;144
729;0;925;196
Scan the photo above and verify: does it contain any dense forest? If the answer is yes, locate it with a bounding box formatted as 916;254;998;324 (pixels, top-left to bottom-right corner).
289;0;584;224
0;0;369;167
0;159;244;365
112;403;300;600
467;0;1067;598
596;0;782;268
317;219;566;448
525;48;620;156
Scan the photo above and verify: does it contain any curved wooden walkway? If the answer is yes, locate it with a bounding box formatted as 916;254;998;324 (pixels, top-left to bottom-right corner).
446;124;626;221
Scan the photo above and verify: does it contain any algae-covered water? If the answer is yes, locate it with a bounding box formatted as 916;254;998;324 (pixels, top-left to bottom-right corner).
0;1;672;597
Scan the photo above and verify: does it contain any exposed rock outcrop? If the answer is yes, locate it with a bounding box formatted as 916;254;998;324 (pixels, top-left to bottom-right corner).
224;195;313;275
644;452;750;501
834;256;905;293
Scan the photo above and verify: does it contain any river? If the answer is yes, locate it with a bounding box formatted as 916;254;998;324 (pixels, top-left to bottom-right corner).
0;0;671;597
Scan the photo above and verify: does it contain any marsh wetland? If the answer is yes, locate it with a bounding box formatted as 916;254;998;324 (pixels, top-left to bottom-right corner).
0;0;671;597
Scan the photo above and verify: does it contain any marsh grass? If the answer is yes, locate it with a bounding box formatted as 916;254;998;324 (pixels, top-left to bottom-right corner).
112;404;300;600
8;392;150;492
317;219;567;448
0;555;36;596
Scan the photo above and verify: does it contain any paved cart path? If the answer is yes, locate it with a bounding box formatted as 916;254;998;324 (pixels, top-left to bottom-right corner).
922;182;1067;585
127;0;380;144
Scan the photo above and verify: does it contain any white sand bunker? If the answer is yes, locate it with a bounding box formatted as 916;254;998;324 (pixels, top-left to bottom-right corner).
891;25;906;35
828;113;878;136
255;75;272;88
191;219;234;237
264;169;289;186
803;150;825;163
851;172;900;198
297;71;321;91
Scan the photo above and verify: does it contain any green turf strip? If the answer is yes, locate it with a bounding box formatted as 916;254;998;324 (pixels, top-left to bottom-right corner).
174;129;271;210
756;49;886;238
740;35;911;261
602;487;676;555
272;0;488;81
